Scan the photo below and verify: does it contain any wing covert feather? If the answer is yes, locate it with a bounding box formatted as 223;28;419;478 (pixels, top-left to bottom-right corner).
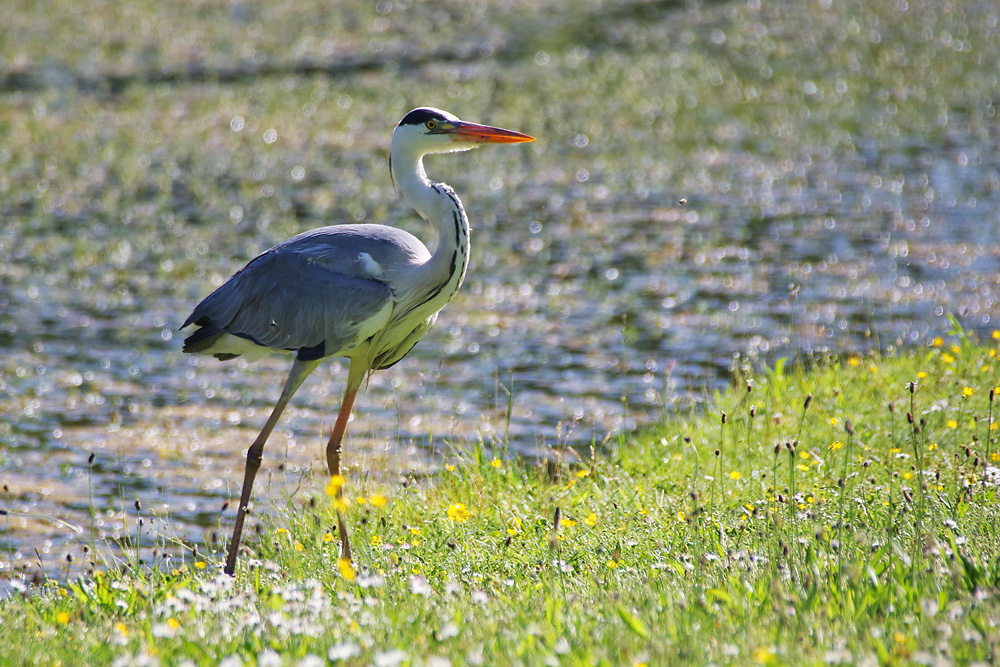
185;241;395;356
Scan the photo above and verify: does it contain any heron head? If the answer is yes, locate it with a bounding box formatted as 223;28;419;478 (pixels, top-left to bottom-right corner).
393;107;535;156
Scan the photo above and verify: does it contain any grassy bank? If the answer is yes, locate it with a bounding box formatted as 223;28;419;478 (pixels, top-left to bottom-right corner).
4;330;1000;666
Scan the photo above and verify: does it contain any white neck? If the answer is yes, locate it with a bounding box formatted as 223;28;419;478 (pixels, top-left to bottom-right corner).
390;142;471;306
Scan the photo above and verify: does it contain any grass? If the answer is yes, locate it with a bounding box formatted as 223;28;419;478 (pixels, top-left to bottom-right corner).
4;329;1000;666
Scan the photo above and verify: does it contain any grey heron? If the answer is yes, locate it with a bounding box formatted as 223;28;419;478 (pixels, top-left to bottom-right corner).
181;107;534;575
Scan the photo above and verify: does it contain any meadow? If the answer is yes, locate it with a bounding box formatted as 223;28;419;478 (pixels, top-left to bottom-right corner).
5;334;1000;665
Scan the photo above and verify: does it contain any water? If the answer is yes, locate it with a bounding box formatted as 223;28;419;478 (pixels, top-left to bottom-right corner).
1;0;999;581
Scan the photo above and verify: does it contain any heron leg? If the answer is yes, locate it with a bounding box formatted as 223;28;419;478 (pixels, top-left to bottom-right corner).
326;361;368;561
224;358;319;576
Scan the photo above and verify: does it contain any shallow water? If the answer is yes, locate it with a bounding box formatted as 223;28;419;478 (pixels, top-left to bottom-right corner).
1;0;999;581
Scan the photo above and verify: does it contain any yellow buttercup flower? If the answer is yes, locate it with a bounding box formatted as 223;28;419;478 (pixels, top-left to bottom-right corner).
370;494;388;508
338;558;356;581
728;471;742;480
447;503;471;522
325;474;346;497
752;646;776;664
330;493;351;512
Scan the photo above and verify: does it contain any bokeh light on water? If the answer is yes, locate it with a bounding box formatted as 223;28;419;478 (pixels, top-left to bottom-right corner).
1;0;999;580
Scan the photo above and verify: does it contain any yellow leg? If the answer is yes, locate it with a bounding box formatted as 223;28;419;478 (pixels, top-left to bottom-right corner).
326;361;368;561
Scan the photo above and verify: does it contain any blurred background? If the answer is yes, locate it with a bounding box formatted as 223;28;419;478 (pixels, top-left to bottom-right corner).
1;0;998;578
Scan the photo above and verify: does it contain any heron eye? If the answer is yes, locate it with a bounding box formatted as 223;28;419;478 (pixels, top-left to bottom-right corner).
425;120;437;130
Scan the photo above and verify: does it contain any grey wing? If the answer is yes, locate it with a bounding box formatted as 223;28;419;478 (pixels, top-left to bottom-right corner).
182;239;395;361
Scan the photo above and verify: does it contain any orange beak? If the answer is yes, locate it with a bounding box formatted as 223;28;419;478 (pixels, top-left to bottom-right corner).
448;121;536;144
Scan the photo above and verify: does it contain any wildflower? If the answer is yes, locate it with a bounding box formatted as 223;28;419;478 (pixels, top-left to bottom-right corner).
752;646;776;664
356;496;367;505
903;472;913;480
331;496;351;513
371;494;388;508
576;469;590;478
799;451;811;460
409;527;421;535
676;511;686;522
868;364;879;373
728;471;742;480
992;452;1000;462
167;618;180;630
325;475;346;497
276;528;289;536
561;518;577;527
993;330;1000;340
828;417;838;426
888;447;901;454
114;622;129;636
585;513;598;526
371;535;382;547
606;560;619;569
328;643;362;662
848;357;860;367
338;558;356;581
447;503;472;522
932;337;944;347
927;443;937;451
563;480;576;490
962;387;974;397
323;532;334;543
941;353;955;364
951;345;961;354
294;541;305;552
831;441;844;451
490;458;503;468
446;465;455;472
947;420;958;429
194;561;206;570
796;464;809;472
56;612;70;625
917;371;928;379
507;517;522;535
